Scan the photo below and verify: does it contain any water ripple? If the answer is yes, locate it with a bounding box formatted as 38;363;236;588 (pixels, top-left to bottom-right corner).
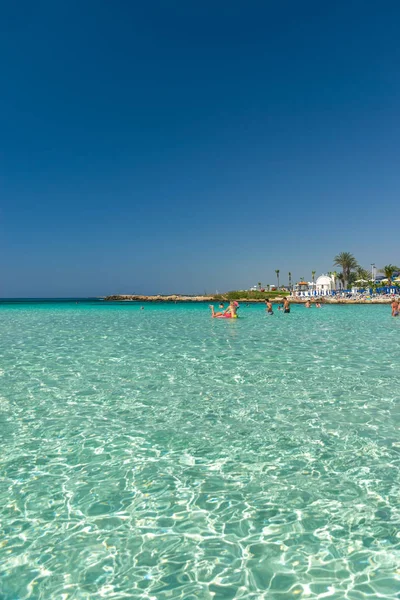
0;303;400;599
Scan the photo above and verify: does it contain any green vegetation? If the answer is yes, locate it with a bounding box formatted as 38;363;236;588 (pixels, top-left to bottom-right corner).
332;253;399;289
333;252;359;288
346;266;371;287
380;264;400;285
214;255;399;304
215;290;287;301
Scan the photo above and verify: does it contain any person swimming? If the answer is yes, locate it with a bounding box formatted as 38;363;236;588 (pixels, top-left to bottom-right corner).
265;298;273;315
209;300;239;318
305;300;311;308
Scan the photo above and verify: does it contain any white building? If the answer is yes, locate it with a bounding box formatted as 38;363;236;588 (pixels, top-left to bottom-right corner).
291;274;336;297
292;281;313;297
315;274;335;296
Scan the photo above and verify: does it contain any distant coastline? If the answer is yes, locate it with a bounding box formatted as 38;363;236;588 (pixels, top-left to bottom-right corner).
104;294;393;304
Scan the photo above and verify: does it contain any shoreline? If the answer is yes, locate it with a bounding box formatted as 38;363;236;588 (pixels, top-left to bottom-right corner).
104;295;394;305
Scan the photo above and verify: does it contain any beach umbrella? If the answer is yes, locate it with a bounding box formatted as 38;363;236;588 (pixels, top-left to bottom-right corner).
355;278;368;283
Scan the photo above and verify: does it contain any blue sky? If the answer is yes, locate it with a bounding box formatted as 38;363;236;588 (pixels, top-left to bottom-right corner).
1;1;399;296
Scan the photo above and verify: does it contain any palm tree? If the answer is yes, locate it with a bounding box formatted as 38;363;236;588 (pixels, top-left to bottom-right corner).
336;272;344;290
275;270;280;289
380;264;400;285
327;271;332;291
333;252;358;289
352;266;371;286
360;267;368;278
258;282;262;291
332;271;338;290
288;272;292;290
311;270;316;283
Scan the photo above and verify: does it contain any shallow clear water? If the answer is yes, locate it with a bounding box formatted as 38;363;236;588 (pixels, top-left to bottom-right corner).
1;302;400;599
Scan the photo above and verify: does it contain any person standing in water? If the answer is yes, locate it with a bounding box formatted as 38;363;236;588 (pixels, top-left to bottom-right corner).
391;298;399;317
305;300;311;308
265;299;273;315
283;297;290;313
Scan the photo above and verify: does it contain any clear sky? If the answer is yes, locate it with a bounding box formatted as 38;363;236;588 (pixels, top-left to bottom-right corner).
1;1;399;296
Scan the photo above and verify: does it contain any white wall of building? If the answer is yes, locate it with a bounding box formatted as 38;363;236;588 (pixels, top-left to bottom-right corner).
315;275;334;296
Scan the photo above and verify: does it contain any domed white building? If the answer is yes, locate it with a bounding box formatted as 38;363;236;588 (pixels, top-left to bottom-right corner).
315;274;335;296
291;274;336;297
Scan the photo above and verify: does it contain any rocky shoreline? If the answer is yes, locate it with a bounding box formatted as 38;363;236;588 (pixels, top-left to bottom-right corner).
104;295;393;304
104;294;215;302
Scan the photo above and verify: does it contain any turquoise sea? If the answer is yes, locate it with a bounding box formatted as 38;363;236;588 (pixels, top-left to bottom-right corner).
1;301;400;600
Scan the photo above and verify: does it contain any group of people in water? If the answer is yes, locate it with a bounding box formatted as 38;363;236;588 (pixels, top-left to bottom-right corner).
265;297;291;315
304;300;322;309
210;297;399;318
210;297;291;318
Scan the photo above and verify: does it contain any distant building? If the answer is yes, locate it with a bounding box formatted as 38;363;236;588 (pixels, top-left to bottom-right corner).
315;274;335;296
292;281;313;297
292;274;335;297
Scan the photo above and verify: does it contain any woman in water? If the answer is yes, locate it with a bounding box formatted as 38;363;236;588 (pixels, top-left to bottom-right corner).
391;299;399;317
209;301;239;318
